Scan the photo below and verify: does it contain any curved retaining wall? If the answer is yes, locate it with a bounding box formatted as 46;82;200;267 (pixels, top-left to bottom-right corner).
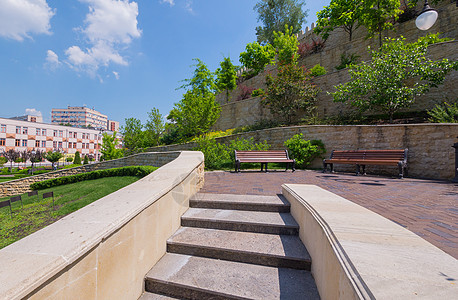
0;151;181;197
0;151;204;299
283;184;458;299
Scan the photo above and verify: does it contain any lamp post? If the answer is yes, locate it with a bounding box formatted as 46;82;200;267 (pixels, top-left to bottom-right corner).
415;0;438;30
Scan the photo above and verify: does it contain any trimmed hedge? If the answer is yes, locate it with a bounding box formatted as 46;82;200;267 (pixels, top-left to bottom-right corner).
30;166;157;190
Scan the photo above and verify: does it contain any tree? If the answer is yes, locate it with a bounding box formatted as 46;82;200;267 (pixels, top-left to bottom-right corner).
332;34;458;122
30;150;43;174
272;25;299;65
216;57;238;102
83;154;89;165
121;117;144;151
315;0;364;42
254;0;307;45
171;59;221;140
100;132;123;161
239;42;276;77
46;151;63;170
73;151;82;165
3;149;19;172
263;63;319;124
144;108;165;147
21;150;30;169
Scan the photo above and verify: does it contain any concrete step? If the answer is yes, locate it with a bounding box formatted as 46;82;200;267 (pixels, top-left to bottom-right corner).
167;227;311;270
145;253;319;300
190;193;290;212
139;292;180;299
181;208;299;235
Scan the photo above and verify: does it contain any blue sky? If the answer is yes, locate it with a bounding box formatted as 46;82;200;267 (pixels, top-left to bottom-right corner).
0;0;330;126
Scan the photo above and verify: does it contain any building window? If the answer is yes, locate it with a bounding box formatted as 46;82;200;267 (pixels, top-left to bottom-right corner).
1;125;5;133
23;127;28;134
58;142;62;148
59;130;63;137
35;140;40;147
53;130;57;137
53;141;57;148
0;138;5;146
69;131;73;137
15;139;20;146
42;129;46;136
73;132;77;138
16;126;21;134
22;140;27;147
41;141;46;148
36;128;40;135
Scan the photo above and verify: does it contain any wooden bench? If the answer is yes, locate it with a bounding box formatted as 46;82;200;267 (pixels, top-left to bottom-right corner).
234;150;295;172
323;149;408;178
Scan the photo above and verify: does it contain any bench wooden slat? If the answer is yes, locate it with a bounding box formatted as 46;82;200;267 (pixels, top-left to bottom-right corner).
235;150;295;172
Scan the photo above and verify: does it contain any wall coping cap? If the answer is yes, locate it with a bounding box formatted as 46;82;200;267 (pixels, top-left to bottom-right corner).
0;151;204;300
282;184;458;299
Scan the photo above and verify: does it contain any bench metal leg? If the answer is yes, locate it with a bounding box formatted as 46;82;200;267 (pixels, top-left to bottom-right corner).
398;162;405;179
323;162;327;173
292;162;295;172
361;165;366;175
356;164;361;175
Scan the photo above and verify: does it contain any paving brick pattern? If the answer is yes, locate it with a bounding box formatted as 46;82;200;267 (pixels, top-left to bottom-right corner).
200;170;458;259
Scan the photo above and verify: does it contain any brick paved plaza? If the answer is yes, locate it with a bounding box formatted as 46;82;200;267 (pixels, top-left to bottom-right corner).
200;170;458;259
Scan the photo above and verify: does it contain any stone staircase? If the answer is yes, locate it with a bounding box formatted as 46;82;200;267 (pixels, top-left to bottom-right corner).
139;193;319;299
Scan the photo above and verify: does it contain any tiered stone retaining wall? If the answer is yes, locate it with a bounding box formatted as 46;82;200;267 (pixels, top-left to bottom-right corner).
214;2;458;130
145;124;458;180
0;152;181;197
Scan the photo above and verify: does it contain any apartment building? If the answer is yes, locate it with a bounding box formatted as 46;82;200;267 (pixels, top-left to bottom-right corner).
51;106;109;130
0;117;105;160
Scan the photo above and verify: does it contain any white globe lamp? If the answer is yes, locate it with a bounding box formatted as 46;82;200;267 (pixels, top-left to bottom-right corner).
415;0;438;30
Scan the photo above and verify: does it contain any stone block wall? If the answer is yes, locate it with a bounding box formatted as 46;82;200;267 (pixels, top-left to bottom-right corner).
214;2;458;130
0;152;181;197
146;124;458;180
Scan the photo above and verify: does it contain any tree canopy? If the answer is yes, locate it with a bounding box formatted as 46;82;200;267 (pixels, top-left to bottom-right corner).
332;34;458;122
100;132;123;160
239;42;276;77
216;57;238;102
254;0;307;45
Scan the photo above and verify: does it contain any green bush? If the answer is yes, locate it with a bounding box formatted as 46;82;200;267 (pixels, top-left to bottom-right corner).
284;134;326;168
335;52;359;70
66;157;73;162
427;101;458;123
73;151;81;165
0;157;7;165
251;88;265;98
30;166;157;190
83;155;89;165
310;64;327;77
192;136;270;170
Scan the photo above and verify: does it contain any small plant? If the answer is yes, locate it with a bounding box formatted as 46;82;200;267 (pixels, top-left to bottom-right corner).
73;151;82;165
251;88;265;97
0;156;7;165
298;38;326;58
66;157;73;162
335;52;359;70
83;155;89;165
237;85;255;101
310;64;327;77
427;101;458;123
284;134;326;168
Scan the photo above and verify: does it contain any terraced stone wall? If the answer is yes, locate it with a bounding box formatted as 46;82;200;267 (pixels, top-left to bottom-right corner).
0;152;181;197
145;124;458;180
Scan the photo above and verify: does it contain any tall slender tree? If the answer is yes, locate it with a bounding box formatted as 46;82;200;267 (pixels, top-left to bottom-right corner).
216;57;238;102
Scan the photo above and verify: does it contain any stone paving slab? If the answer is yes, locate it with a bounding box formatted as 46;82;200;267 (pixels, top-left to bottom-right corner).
199;170;458;259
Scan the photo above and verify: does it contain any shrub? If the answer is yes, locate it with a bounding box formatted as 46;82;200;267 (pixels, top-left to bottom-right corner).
192;136;270;170
30;166;157;190
83;155;89;165
427;101;458;123
237;85;255;101
0;156;7;165
284;134;326;168
335;52;359;70
310;64;327;77
66;157;73;162
251;88;265;98
73;151;81;165
298;38;326;58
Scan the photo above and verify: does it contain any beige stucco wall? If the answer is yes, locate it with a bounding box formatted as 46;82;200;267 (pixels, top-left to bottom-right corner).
0;151;204;299
0;151;181;197
144;124;458;180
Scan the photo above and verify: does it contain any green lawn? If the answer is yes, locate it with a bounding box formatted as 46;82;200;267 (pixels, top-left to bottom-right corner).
0;176;140;249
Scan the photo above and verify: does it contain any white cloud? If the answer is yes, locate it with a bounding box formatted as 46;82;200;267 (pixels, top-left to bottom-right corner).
0;0;55;41
112;71;120;79
25;108;42;117
44;49;60;70
64;0;141;77
185;0;193;14
160;0;174;6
